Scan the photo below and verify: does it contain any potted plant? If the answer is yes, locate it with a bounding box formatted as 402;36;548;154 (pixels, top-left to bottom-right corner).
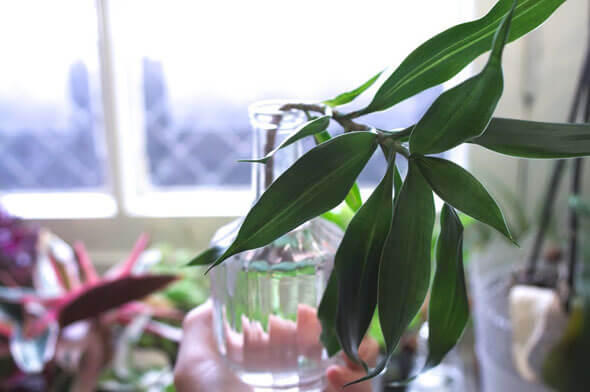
191;0;590;390
0;213;180;391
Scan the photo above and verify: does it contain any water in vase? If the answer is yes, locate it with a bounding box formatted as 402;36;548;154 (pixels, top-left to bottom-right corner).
209;101;342;390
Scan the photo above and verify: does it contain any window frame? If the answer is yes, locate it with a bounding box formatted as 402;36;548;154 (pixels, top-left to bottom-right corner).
0;0;474;265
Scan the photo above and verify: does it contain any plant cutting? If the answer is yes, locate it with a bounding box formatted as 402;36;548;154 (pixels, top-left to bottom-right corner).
191;0;590;387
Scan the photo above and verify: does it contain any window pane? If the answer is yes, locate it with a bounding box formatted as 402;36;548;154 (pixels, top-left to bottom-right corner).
0;1;106;191
113;1;463;189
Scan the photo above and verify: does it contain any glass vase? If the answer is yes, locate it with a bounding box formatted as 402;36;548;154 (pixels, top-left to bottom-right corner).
210;100;342;391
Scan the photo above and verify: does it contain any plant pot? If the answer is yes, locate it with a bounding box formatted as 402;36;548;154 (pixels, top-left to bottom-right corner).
469;240;562;392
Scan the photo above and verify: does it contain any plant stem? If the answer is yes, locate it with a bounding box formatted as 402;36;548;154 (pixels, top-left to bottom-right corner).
565;23;590;300
264;115;282;188
379;125;414;142
525;160;566;279
567;157;583;299
280;103;370;132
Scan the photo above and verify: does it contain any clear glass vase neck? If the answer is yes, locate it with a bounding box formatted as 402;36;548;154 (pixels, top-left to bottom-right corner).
249;100;306;200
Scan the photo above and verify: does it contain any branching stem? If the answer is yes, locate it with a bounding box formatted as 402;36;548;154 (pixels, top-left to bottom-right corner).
280;103;370;132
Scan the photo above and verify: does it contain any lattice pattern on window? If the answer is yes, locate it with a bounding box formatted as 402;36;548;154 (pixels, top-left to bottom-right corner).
141;56;443;188
0;0;105;192
143;59;252;187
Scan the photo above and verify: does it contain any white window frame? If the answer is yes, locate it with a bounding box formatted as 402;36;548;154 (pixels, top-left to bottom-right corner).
1;0;474;264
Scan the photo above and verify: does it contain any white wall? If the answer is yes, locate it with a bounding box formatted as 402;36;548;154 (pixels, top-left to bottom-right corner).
469;0;590;236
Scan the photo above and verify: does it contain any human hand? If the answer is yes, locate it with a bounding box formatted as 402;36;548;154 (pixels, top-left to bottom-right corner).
174;301;378;392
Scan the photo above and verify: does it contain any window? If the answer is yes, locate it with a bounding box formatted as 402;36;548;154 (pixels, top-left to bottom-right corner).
1;0;470;222
0;0;115;218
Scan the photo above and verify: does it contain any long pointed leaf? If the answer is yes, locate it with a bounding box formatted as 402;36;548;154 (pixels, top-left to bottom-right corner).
410;2;515;155
188;246;226;266
318;270;340;357
335;154;394;366
212;132;378;269
379;160;434;354
362;0;564;114
414;156;514;242
471;118;590;158
394;164;403;203
240;116;330;164
312;130;363;212
349;161;435;386
426;204;469;369
323;71;383;107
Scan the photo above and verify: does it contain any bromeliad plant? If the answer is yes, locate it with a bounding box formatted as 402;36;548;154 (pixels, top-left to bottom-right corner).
191;0;590;384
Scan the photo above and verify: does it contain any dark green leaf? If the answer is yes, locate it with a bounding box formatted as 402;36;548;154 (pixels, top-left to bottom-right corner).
335;155;394;366
345;359;388;387
211;132;378;269
350;161;435;386
409;3;515;155
315;131;363;221
426;204;469;369
323;71;383;107
318;270;341;356
188;246;226;266
471;118;590;158
240;116;330;164
362;0;563;114
414;156;514;242
394;164;403;203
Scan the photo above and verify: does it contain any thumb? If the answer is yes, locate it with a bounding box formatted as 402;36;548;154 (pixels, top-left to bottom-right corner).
326;365;372;392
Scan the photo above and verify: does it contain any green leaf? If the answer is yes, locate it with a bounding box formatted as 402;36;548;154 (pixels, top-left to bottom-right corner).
379;160;434;354
345;183;363;212
426;204;469;369
323;71;383;107
187;246;226;266
320;204;355;230
542;300;590;391
471;118;590;158
211;132;378;269
318;270;341;357
335;155;394;366
164;384;176;392
394;164;403;203
362;0;563;114
348;161;435;386
314;130;331;144
368;311;385;349
409;2;515;155
315;131;363;219
414;156;514;243
240;116;330;164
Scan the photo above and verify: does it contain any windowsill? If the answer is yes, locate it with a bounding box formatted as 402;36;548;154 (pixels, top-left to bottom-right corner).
1;192;118;219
